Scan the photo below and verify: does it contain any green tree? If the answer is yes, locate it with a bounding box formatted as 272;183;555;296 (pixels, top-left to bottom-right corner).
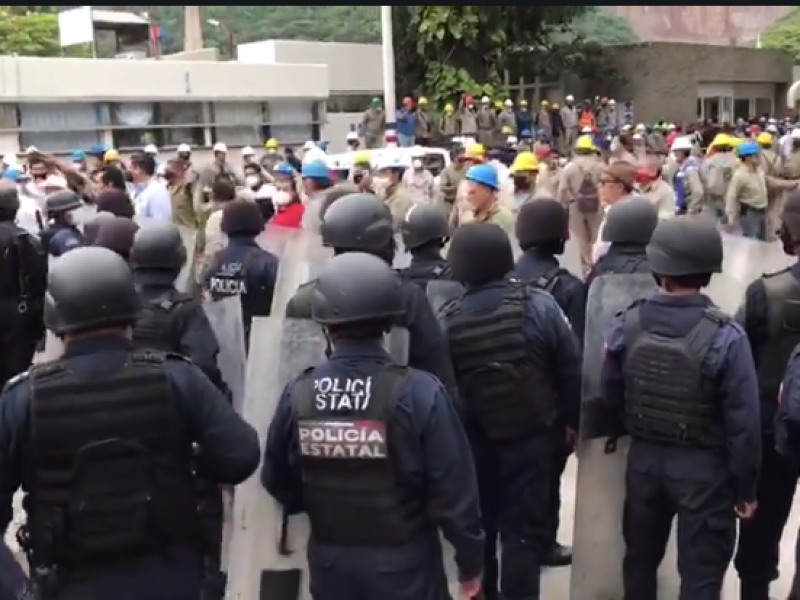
762;7;800;61
559;8;639;46
0;9;90;56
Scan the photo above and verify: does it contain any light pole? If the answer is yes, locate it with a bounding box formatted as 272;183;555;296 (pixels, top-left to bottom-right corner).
207;18;237;60
380;6;397;128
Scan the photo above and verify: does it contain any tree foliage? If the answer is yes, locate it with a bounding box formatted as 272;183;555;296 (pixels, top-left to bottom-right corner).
762;7;800;61
0;7;91;56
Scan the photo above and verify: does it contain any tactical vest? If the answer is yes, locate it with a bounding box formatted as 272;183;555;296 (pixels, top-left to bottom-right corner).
530;265;564;294
443;283;556;441
622;306;724;447
757;270;800;403
400;260;451;292
132;290;191;352
293;366;426;546
24;352;200;569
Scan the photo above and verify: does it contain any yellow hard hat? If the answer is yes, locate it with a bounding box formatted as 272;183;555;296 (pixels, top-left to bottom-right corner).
510;151;539;173
520;99;528;107
494;100;503;109
418;96;428;106
710;133;731;149
729;137;743;148
757;132;773;146
352;151;371;166
465;143;486;159
444;103;454;113
103;149;119;162
501;125;514;135
574;135;596;151
552;103;560;110
265;138;279;149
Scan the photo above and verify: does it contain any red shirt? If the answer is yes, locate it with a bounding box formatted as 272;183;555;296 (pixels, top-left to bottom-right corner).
269;201;304;229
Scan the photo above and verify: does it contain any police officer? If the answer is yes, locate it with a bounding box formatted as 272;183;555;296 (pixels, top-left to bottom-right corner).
601;216;761;598
203;200;278;346
586;196;658;287
0;187;46;388
734;190;800;600
83;211;117;246
442;222;582;600
42;190;84;257
512;196;585;568
287;192;459;398
91;215;140;261
0;246;259;600
130;222;230;395
398;203;452;291
263;251;483;600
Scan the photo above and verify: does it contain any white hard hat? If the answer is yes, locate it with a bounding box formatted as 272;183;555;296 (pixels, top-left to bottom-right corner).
632;133;643;141
481;96;491;104
2;154;15;166
507;135;518;145
302;140;317;151
212;142;227;153
767;124;779;134
24;146;38;155
791;128;800;140
374;151;409;171
607;98;616;105
670;136;693;152
565;95;574;103
346;131;358;141
242;145;255;156
635;123;646;132
581;126;593;134
177;143;191;153
504;99;513;107
144;143;158;155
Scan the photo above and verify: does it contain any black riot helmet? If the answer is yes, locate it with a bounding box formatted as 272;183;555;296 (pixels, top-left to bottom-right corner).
646;216;723;277
312;252;404;326
129;222;187;272
400;204;450;250
319;183;360;222
83;211;118;245
602;196;659;245
0;186;20;218
45;190;82;215
221;200;265;237
320;192;394;254
515;198;568;249
44;246;140;336
448;222;514;286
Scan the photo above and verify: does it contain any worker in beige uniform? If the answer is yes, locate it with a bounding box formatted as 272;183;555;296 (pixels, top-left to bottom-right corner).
635;162;676;220
439;146;467;219
450;143;488;229
702;134;737;221
556;134;606;272
461;163;515;236
725;141;769;240
759;130;788;240
372;152;414;227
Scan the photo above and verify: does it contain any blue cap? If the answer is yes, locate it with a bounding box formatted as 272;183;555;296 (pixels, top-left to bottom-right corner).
737;141;759;158
275;162;296;176
465;164;499;190
71;150;86;161
301;160;330;180
87;144;107;156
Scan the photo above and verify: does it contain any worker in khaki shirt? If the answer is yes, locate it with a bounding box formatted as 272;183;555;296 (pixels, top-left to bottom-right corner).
725;141;770;240
534;147;560;198
450;143;488;229
372;152;414;227
635;163;676;220
557;134;606;272
509;151;540;208
439;148;467;219
759;130;790;240
461;163;515;236
199;178;237;279
702;134;738;221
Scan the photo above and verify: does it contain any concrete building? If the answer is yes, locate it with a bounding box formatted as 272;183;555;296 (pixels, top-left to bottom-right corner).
0;55;327;154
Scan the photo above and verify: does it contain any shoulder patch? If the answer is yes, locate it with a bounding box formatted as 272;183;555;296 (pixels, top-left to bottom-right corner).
2;370;30;394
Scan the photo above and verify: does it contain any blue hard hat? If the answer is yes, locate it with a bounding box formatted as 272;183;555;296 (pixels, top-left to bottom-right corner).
737;141;759;158
71;150;86;162
3;166;23;182
275;162;296;176
87;144;107;156
520;129;532;138
301;159;330;180
465;164;499;191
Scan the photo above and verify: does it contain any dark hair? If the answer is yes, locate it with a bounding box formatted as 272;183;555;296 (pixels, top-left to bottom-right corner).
95;189;135;219
129;152;156;177
100;166;127;192
212;178;236;203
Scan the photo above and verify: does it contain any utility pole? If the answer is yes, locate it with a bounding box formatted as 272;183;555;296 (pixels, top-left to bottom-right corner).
184;6;204;52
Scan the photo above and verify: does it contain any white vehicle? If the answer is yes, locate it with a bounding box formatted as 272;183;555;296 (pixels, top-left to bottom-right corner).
327;146;451;178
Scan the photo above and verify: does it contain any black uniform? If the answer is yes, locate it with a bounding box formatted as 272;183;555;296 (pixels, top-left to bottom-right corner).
586;196;658;287
0;247;259;600
264;252;482;600
42;190;84;257
286;192;458;398
398;203;453;291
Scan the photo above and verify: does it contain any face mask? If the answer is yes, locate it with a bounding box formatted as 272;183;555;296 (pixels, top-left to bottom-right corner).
274;191;293;206
372;176;391;199
178;153;190;161
245;175;260;189
412;159;423;170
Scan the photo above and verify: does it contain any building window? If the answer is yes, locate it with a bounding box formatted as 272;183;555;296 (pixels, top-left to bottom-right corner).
327;94;374;113
110;102;206;150
18;102;106;153
755;98;773;119
266;101;315;145
733;98;751;121
209;101;265;147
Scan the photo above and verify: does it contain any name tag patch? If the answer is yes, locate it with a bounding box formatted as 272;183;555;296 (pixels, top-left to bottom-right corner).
298;420;387;459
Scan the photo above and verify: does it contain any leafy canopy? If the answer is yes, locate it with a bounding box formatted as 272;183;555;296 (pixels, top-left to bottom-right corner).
762;7;800;61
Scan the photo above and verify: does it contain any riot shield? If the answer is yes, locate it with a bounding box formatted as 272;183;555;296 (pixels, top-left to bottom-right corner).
393;232;411;269
202;296;247;412
384;327;409;366
560;237;584;279
426;280;464;316
226;231;330;600
571;273;664;600
34;332;63;364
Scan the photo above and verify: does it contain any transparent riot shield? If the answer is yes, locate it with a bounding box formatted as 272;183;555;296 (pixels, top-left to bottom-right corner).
571;273;662;600
560;237;584;279
393;232;411;269
384;327;409;366
226;231;330;600
202;296;247;412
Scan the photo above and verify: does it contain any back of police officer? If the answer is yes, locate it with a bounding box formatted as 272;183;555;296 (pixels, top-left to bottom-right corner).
398;203;452;291
43;190;84;257
263;251;483;600
441;222;582;600
586;196;658;287
600;216;761;598
203;200;278;348
130;222;230;395
0;187;46;388
734;190;800;600
0;246;259;600
286;192;459;399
